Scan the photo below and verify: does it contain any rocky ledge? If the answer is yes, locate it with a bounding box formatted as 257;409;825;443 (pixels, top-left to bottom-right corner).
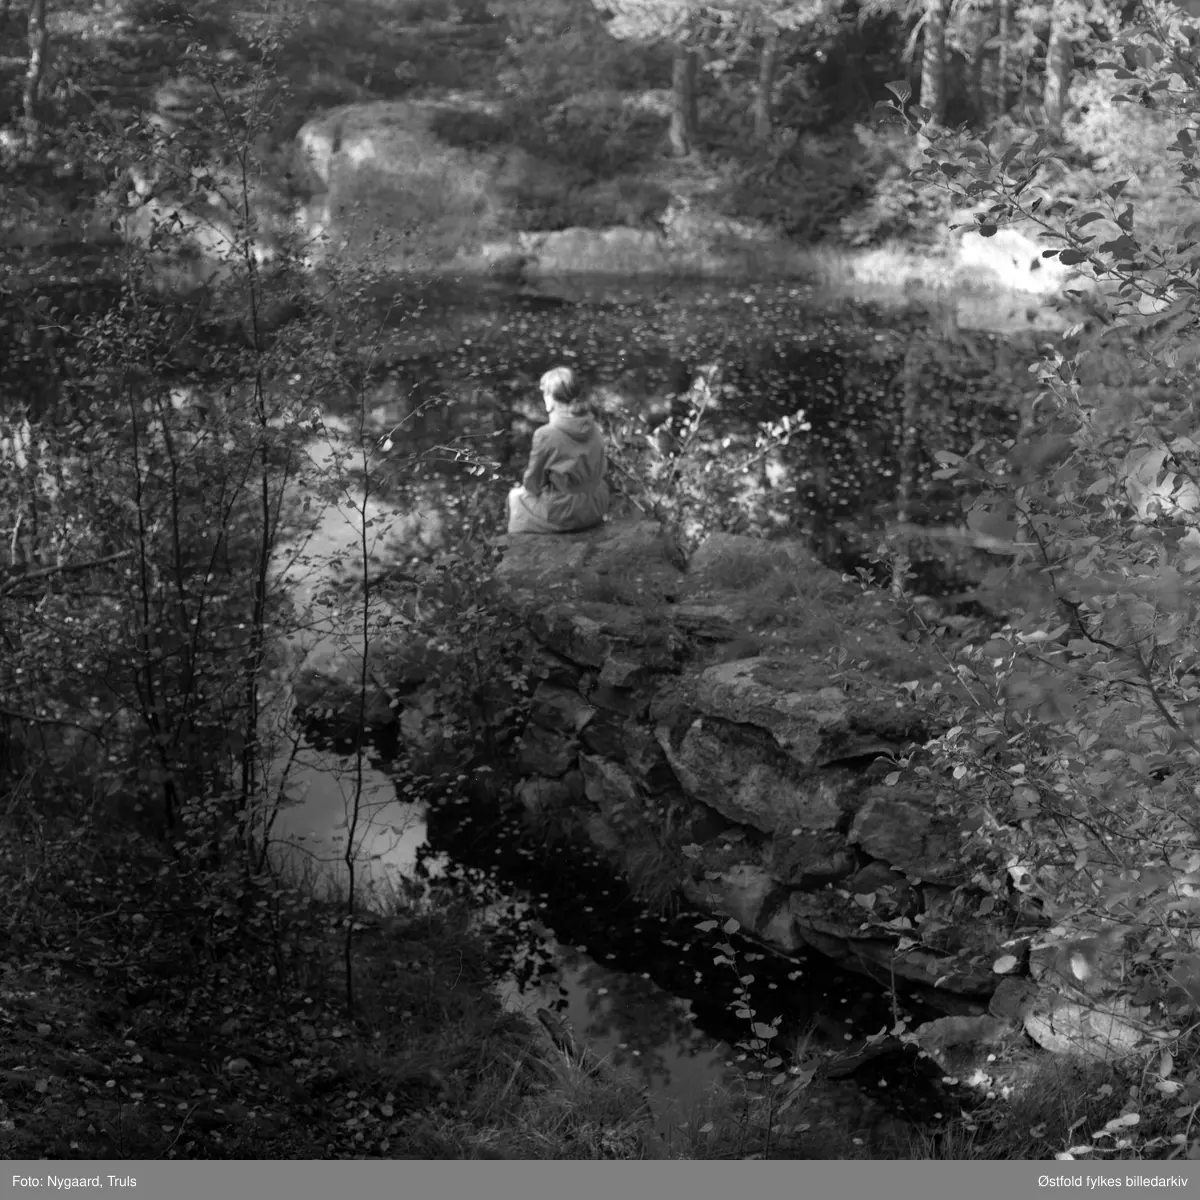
321;516;1168;1068
491;522;1001;994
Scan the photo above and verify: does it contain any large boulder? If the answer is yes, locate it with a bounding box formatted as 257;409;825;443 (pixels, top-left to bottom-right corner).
657;716;853;833
295;101;508;266
1023;992;1160;1061
495;519;686;607
693;656;922;766
680;862;782;932
294;100;758;278
1020;926;1170;1060
513;227;673;275
912;1014;1013;1076
848;788;979;885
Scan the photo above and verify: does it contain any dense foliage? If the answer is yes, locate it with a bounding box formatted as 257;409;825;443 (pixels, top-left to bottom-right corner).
850;0;1200;1156
3;0;1193;246
8;0;1200;1165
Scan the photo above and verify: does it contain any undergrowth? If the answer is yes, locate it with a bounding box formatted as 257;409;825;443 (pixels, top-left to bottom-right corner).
912;1052;1200;1160
0;798;662;1160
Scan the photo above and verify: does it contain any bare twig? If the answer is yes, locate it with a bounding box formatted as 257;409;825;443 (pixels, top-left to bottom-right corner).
0;550;133;595
0;707;103;738
158;1101;201;1159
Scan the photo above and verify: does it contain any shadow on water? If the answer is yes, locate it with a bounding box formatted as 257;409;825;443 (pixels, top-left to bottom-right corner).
269;739;957;1145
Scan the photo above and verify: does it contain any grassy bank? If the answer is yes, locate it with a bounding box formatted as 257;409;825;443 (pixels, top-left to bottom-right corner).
911;1053;1200;1162
0;796;911;1161
0;802;671;1160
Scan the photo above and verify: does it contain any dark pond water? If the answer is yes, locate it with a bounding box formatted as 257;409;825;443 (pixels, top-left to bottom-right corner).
321;275;1036;592
270;740;963;1146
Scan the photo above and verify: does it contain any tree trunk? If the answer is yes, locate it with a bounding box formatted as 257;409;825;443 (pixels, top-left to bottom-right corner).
996;0;1010;118
1044;0;1072;137
753;25;778;143
970;49;984;124
920;0;948;124
668;44;698;157
23;0;48;138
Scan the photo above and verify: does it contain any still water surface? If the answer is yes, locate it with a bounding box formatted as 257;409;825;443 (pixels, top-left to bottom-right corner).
270;744;951;1141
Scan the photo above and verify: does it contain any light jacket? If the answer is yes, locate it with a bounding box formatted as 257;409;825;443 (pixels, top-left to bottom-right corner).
507;407;610;535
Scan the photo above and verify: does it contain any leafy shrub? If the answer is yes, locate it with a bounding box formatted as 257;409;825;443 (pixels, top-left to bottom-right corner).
508;175;671;231
708;125;949;246
1061;69;1187;242
605;365;810;554
868;7;1200;1150
385;543;535;810
1066;70;1175;183
837;126;954;247
506;90;662;178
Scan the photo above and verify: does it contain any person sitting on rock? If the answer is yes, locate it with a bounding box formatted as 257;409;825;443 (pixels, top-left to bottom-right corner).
507;366;610;535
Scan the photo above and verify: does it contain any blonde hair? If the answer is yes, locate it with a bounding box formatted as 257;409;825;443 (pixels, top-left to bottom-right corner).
540;366;589;415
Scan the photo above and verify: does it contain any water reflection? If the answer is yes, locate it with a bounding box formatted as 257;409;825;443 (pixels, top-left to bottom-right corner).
270;748;750;1125
497;931;736;1133
268;745;441;900
271;747;950;1133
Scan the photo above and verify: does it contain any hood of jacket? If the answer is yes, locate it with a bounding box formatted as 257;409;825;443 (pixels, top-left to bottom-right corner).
549;410;596;442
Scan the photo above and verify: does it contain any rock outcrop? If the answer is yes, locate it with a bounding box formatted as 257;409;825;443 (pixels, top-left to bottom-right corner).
390;516;1168;1062
489;519;1005;1002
